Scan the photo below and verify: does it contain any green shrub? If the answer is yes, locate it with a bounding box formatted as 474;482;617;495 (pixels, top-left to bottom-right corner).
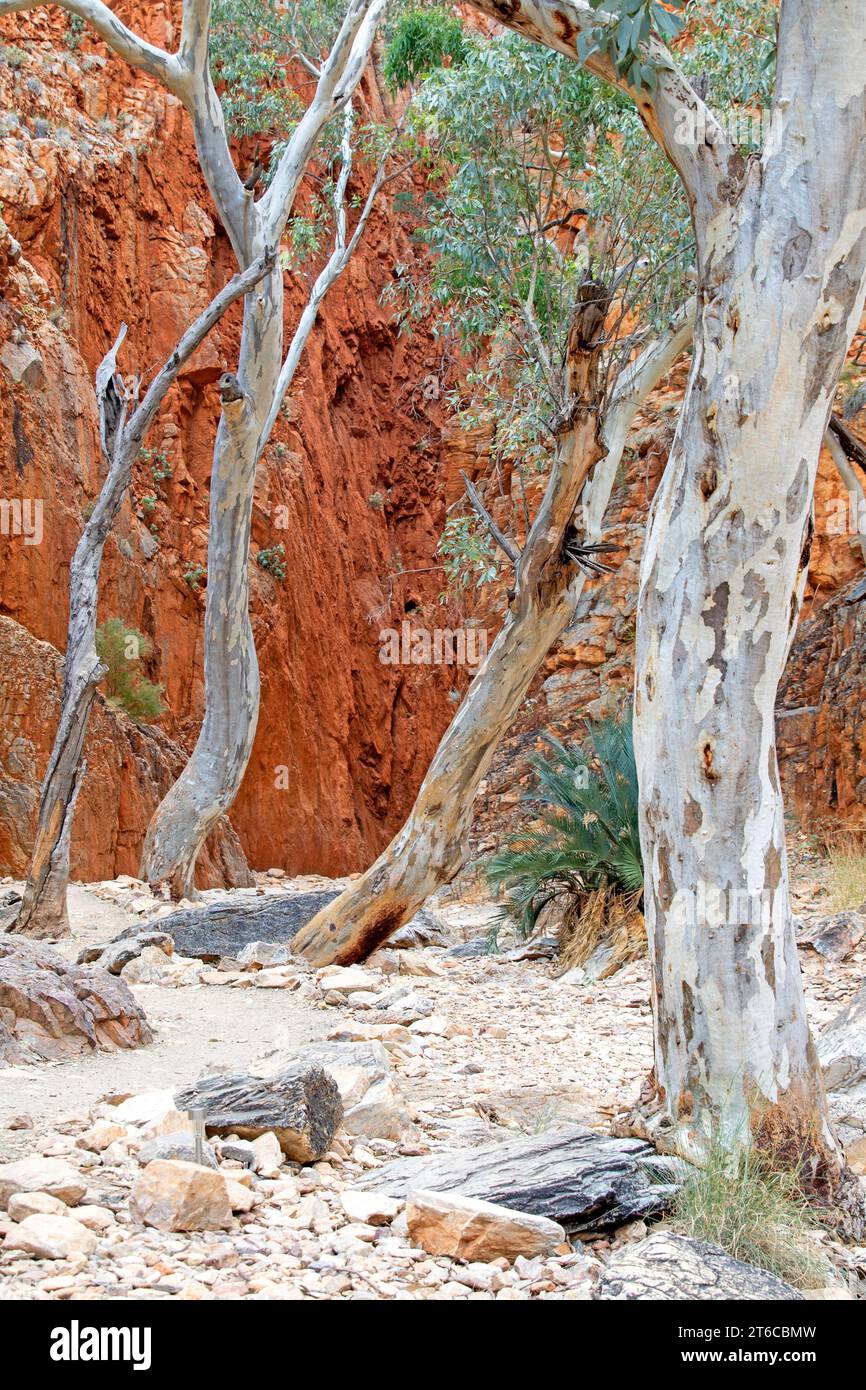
487;713;642;941
383;6;467;92
668;1132;834;1291
95;618;165;723
256;543;286;580
183;562;206;591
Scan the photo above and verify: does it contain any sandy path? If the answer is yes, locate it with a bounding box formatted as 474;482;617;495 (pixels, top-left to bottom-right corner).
0;885;328;1160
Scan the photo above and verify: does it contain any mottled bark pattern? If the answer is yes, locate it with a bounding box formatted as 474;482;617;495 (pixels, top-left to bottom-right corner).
631;4;866;1164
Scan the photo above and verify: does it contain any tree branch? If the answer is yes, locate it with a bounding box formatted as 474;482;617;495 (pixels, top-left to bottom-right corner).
258;108;390;452
0;0;182;91
461;470;521;564
259;0;387;242
465;0;732;220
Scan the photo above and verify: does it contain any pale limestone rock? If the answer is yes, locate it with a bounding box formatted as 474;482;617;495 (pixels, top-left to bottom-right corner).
3;1213;97;1260
406;1189;565;1262
77;1120;128;1152
343;1079;417;1142
317;965;380;995
7;1191;68;1222
250;1131;283;1177
129;1160;234;1232
340;1189;403;1226
0;1156;86;1210
71;1204;116;1232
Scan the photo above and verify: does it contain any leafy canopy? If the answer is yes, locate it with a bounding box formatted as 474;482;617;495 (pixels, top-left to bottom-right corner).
383;5;468;93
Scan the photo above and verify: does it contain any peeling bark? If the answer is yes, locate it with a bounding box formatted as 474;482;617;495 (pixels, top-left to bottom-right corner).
140;2;387;899
627;2;866;1181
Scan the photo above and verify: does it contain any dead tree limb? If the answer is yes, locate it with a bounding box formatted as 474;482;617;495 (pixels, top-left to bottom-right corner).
5;251;274;939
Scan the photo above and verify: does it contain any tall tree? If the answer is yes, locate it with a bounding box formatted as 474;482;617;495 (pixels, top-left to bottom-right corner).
286;24;699;959
2;255;274;939
451;0;866;1211
0;0;389;904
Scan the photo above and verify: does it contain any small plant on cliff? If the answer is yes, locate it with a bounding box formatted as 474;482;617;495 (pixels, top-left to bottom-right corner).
438;514;498;593
138;494;157;518
183;562;206;592
65;13;85;50
139;447;173;484
487;714;643;950
95;618;165;724
256;543;287;581
667;1131;833;1290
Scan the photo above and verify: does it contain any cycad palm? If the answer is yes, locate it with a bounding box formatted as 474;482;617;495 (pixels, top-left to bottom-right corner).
487;714;643;939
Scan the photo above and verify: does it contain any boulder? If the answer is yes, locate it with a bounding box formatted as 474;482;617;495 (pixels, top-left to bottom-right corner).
597;1231;802;1301
406;1189;565;1262
237;941;291;969
390;908;452;950
342;1078;417;1143
129;1160;234;1232
799;910;866;962
77;931;173;975
359;1126;676;1235
107;890;339;962
0;1156;86;1210
7;1191;68;1221
3;1213;97;1260
817;983;866;1145
0;937;152;1064
340;1189;403;1226
174;1062;343;1162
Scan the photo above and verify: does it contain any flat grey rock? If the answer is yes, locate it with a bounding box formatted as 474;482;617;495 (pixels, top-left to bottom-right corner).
358;1125;677;1234
597;1231;802;1300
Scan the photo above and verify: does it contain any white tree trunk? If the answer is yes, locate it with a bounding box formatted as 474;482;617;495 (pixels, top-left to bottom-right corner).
140;0;387;899
631;3;866;1188
3;257;274;938
292;300;694;964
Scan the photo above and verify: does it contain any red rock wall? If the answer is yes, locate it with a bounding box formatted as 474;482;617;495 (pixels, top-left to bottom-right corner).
0;6;465;882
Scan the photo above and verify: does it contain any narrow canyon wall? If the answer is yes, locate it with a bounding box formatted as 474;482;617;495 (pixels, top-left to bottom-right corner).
0;6;466;883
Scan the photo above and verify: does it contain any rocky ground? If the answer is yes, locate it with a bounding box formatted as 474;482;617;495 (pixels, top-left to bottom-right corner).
0;844;864;1302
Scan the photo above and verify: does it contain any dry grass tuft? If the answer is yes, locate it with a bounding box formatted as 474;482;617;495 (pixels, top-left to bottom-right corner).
554;885;645;977
825;833;866;913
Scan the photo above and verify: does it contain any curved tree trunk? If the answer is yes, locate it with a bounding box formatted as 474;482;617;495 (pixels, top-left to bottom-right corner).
140;0;387;899
140;260;281;900
292;299;694;965
632;3;866;1197
5;256;273;938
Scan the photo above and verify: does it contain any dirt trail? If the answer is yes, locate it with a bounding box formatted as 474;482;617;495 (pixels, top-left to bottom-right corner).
0;885;328;1160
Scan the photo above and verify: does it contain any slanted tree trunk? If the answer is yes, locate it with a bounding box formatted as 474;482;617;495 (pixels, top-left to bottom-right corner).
5;256;273;939
292;297;694;965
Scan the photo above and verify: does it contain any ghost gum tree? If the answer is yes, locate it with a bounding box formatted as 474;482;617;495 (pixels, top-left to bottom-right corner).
2;255;274;940
0;0;390;901
293;23;698;962
424;0;866;1210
